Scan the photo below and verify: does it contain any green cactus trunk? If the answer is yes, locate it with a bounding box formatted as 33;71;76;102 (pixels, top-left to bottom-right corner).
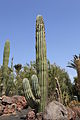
23;15;48;112
2;40;10;95
36;15;48;112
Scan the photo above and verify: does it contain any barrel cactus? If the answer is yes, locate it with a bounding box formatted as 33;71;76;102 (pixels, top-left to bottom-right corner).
2;40;10;95
23;15;48;112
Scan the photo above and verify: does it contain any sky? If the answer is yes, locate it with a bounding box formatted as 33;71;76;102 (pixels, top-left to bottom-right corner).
0;0;80;82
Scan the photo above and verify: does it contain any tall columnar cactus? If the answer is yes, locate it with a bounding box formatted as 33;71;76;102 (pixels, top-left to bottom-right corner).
36;15;48;112
2;40;10;95
23;15;48;112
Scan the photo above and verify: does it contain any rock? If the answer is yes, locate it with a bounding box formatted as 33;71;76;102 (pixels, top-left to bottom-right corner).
0;105;4;116
71;106;80;119
67;107;76;120
69;100;80;119
3;106;8;114
36;112;43;120
16;102;23;111
27;110;35;120
0;95;27;116
0;97;2;104
43;101;68;120
2;96;12;105
0;97;2;100
0;109;28;120
12;95;27;109
11;103;17;110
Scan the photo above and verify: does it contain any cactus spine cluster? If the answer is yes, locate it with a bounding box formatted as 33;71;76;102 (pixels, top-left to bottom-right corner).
2;40;10;95
23;15;48;112
36;15;48;112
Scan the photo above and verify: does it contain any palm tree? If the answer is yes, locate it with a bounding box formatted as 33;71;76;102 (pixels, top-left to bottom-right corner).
67;54;80;96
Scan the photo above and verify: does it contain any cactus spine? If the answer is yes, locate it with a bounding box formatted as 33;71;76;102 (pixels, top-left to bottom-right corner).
36;15;48;112
2;40;10;95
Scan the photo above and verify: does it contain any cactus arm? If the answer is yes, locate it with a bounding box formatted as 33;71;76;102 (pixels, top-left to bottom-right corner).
23;78;40;108
31;75;41;99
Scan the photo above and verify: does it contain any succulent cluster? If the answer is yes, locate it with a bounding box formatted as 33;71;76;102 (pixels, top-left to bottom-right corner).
1;16;48;112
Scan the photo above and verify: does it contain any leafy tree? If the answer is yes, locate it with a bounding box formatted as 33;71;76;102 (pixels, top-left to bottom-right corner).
48;61;72;104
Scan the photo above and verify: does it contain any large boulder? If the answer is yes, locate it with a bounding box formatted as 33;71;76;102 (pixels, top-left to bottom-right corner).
43;101;68;120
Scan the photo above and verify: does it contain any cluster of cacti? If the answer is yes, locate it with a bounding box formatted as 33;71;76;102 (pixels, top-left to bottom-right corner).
23;15;48;112
23;75;40;109
2;40;10;95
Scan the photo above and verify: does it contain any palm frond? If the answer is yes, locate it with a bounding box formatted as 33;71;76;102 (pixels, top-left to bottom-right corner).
67;62;76;69
73;55;78;60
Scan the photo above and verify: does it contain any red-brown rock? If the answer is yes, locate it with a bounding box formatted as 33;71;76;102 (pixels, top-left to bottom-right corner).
67;107;76;120
0;104;4;115
72;106;80;118
3;106;8;114
2;96;12;105
0;95;27;116
27;110;35;120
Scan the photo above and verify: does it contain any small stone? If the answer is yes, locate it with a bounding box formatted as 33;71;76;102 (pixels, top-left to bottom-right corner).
36;112;43;120
2;96;12;105
27;110;35;120
0;105;3;116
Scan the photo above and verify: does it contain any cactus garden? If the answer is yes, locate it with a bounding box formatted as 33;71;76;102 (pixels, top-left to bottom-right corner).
0;15;80;120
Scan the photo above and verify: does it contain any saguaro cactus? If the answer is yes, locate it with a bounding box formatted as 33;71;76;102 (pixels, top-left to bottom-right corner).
2;40;10;95
23;15;48;112
36;15;48;112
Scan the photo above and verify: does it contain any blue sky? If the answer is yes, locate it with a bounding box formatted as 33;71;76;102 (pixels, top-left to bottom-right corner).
0;0;80;82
